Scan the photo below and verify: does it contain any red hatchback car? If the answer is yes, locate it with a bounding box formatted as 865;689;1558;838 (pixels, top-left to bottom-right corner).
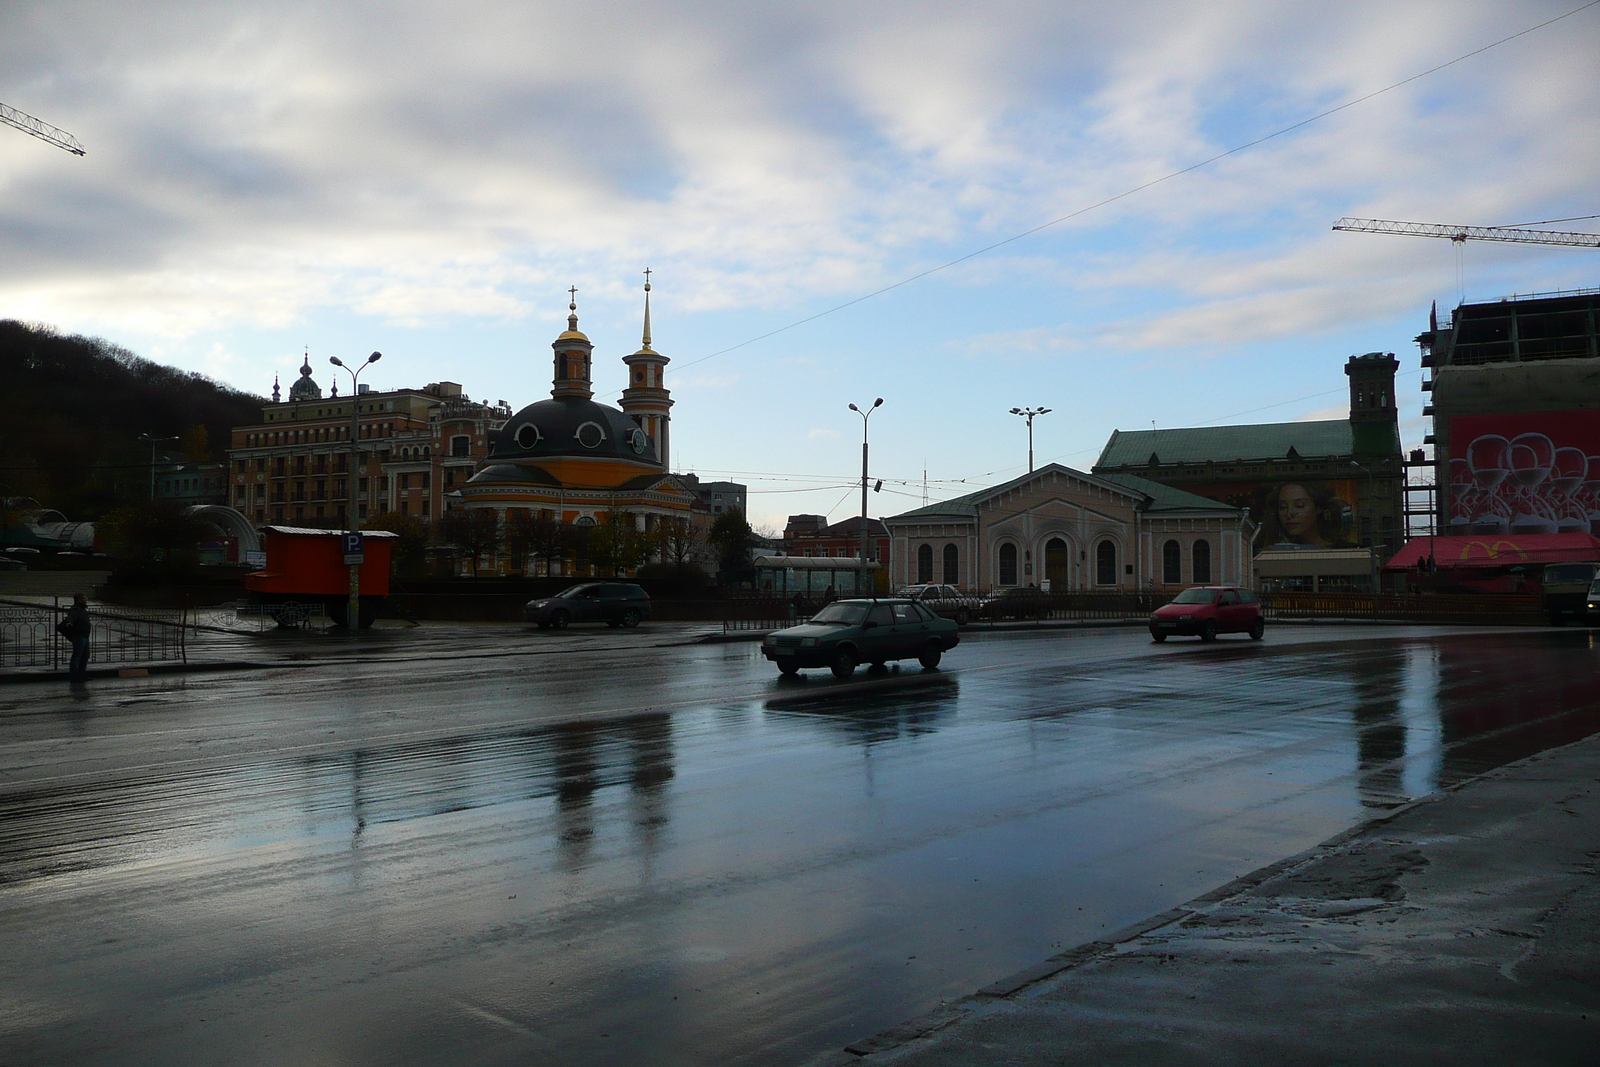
1149;586;1264;642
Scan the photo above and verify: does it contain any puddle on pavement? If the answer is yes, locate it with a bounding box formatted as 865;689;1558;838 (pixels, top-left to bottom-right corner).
4;628;1600;1067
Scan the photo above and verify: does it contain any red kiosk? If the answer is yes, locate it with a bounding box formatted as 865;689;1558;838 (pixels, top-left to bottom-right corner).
244;526;398;627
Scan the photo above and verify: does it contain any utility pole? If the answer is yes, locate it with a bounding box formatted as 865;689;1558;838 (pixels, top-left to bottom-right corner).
1009;407;1051;472
849;398;883;595
329;352;382;630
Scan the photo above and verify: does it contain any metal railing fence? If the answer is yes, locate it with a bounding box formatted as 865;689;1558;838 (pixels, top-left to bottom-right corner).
0;598;189;670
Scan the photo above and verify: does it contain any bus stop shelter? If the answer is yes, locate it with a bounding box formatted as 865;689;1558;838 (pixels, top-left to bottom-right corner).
754;555;881;597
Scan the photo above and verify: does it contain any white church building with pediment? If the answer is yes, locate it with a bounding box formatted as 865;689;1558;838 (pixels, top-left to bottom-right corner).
882;464;1255;593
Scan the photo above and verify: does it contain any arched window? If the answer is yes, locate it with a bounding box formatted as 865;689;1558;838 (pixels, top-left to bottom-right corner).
1162;539;1181;584
1193;539;1212;584
1096;540;1117;585
998;543;1018;586
942;543;959;584
916;543;934;584
1045;537;1070;589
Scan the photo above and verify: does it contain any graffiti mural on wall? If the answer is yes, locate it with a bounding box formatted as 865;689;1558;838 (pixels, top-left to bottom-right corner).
1449;410;1600;535
1182;480;1359;548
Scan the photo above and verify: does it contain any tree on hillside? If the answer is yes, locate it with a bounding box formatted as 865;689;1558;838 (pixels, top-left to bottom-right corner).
183;425;211;461
0;320;264;518
707;508;756;587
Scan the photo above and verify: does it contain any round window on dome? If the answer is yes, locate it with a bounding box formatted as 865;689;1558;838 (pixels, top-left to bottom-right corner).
574;421;606;449
515;424;541;449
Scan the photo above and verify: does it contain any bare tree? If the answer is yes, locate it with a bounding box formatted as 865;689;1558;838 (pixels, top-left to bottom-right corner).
503;508;536;575
654;516;704;574
440;507;502;575
590;506;652;576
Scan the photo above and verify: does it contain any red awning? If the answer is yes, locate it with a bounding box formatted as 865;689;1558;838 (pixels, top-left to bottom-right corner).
1385;533;1600;571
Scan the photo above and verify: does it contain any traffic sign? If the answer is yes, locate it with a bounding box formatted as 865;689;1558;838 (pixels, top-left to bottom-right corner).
343;532;365;565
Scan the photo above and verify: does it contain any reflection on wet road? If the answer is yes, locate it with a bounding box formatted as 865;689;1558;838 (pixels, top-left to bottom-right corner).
2;625;1599;1064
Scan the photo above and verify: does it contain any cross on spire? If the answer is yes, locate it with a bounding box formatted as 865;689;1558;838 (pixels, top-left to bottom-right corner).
568;285;578;310
642;267;652;291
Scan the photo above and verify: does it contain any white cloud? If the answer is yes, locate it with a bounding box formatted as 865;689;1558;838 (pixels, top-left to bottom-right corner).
0;0;1595;404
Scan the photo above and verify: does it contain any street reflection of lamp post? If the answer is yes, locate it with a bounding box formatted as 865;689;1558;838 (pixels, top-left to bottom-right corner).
1010;407;1051;472
849;398;883;595
137;433;179;502
329;352;382;630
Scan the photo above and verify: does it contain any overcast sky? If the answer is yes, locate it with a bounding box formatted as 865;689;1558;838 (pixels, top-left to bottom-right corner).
4;0;1598;529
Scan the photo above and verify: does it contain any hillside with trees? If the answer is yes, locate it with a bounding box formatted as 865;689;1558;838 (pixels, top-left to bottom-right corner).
0;320;265;518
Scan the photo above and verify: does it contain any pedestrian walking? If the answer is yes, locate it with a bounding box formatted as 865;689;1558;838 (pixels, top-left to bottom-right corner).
57;593;92;682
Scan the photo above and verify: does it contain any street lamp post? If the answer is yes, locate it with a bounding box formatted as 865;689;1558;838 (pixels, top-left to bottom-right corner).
137;433;179;502
329;352;382;631
1009;407;1051;472
848;398;883;595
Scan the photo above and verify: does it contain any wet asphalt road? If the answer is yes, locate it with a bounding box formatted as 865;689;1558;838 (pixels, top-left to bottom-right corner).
2;622;1598;1065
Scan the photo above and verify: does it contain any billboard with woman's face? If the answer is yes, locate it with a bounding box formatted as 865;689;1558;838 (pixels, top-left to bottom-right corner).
1177;480;1360;548
1448;409;1600;536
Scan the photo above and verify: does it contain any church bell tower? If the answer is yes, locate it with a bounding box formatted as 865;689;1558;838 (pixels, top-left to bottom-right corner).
551;287;594;400
619;270;673;469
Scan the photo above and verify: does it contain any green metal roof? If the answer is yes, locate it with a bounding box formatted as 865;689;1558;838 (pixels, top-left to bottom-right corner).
886;463;1242;523
885;489;983;523
1096;472;1242;513
1094;420;1353;469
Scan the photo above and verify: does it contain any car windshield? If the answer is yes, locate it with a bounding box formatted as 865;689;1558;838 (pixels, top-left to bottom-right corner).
1171;588;1218;605
810;602;869;625
557;584;598;599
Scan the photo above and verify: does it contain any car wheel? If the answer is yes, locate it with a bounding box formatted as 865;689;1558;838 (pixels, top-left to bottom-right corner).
1150;630;1167;643
1200;620;1218;642
918;644;943;669
830;648;857;679
778;662;800;677
1249;619;1265;641
550;610;570;630
622;609;642;628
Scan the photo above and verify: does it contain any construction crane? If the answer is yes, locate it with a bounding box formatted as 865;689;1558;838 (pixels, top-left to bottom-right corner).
0;101;85;156
1332;217;1599;248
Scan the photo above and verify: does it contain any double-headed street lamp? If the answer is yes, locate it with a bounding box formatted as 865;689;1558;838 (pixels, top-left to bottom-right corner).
329;351;382;631
848;398;884;594
137;433;179;502
1009;407;1051;473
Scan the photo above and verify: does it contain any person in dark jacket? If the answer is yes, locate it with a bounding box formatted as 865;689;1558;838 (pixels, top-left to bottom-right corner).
57;593;91;682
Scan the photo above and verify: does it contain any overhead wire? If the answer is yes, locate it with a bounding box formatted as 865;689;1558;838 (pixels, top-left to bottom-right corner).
646;0;1600;380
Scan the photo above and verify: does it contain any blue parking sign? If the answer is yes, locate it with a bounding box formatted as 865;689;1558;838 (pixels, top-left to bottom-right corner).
343;532;365;564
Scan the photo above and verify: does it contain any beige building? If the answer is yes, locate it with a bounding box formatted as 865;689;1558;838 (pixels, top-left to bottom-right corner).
884;464;1253;592
227;360;510;526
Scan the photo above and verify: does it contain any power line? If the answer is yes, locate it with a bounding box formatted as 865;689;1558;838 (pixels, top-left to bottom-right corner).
654;0;1600;378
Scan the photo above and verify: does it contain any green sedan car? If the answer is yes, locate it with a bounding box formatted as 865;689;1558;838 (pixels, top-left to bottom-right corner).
762;598;961;678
